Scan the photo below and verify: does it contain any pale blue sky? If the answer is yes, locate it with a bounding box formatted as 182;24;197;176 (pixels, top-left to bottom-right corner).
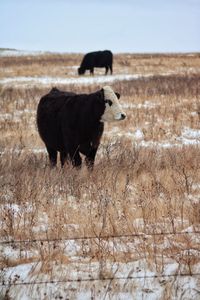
0;0;199;53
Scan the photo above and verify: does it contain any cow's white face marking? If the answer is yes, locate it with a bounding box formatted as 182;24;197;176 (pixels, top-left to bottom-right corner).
100;86;126;122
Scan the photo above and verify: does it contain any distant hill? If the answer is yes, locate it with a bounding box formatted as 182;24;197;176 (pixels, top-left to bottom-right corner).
0;47;17;51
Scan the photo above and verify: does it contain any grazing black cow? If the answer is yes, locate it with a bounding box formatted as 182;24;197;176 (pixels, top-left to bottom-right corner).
37;86;126;169
78;50;113;75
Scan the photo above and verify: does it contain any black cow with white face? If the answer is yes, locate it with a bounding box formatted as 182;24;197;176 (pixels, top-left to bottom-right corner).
78;50;113;75
37;86;126;169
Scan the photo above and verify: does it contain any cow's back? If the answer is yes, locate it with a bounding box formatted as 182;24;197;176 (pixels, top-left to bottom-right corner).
37;88;75;150
81;50;113;69
94;50;113;67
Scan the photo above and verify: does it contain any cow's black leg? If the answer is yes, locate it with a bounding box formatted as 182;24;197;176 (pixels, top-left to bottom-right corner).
85;148;98;170
46;146;57;167
110;65;113;74
60;151;67;167
80;130;103;171
68;146;82;168
90;68;94;75
105;66;109;75
79;143;97;170
85;124;104;169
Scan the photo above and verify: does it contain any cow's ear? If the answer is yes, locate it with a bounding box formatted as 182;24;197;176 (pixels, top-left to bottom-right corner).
115;92;120;99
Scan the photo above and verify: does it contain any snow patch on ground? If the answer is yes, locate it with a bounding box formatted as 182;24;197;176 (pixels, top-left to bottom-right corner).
181;127;200;140
0;49;54;57
133;129;145;140
123;100;159;110
66;65;80;69
176;127;200;146
107;124;200;148
0;110;35;123
0;74;140;86
0;71;184;87
1;259;199;299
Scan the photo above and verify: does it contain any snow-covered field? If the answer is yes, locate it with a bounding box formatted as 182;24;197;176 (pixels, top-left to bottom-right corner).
1;252;199;299
0;51;200;299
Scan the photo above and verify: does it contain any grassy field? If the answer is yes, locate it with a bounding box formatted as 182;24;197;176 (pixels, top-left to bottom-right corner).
0;52;200;299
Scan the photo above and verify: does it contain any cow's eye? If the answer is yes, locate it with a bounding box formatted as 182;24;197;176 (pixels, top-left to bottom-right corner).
105;99;113;106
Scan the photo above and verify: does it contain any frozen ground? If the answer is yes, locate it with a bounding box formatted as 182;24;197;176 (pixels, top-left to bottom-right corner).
1;228;200;299
1;52;200;299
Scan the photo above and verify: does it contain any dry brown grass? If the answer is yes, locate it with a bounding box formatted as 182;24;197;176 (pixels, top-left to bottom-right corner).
0;53;200;78
0;53;82;78
0;53;200;298
0;142;200;265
